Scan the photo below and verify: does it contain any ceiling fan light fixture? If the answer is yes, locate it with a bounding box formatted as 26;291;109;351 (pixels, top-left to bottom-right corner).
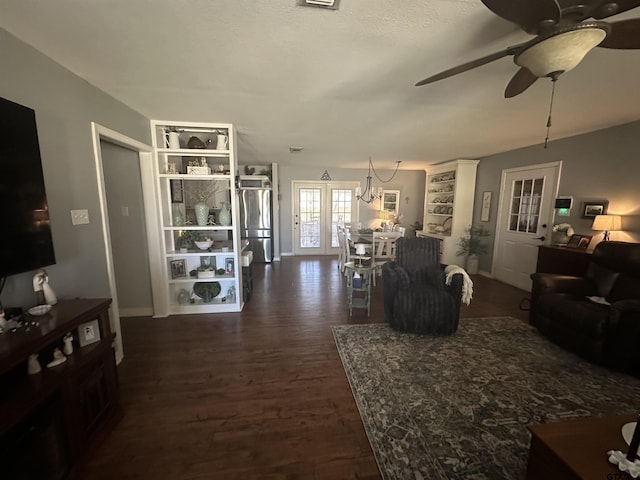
515;23;609;78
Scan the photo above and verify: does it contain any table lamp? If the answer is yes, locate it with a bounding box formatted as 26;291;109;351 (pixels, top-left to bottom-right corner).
592;214;622;242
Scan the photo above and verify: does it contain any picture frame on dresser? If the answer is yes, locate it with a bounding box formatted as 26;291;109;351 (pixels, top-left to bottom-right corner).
78;319;101;347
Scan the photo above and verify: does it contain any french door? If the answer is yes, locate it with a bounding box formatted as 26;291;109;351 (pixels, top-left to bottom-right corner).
293;181;359;255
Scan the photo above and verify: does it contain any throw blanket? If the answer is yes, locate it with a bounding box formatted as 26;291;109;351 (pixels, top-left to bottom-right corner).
444;265;473;305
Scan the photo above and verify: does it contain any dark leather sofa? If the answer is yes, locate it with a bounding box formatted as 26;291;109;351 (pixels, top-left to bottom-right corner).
530;241;640;378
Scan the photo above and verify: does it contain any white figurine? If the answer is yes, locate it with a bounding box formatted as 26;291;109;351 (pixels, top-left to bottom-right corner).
63;333;74;355
46;348;67;368
33;269;57;306
27;354;42;375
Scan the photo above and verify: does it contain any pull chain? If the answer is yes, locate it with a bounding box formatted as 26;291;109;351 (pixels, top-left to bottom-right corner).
544;76;558;149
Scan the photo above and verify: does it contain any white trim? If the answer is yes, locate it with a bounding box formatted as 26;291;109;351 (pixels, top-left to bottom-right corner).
90;123;160;364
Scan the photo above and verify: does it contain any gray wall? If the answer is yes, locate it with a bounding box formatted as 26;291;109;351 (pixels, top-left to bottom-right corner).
0;28;150;309
277;165;426;254
472;120;640;273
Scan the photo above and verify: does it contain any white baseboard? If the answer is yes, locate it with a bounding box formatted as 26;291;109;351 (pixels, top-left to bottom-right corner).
281;252;295;256
478;270;493;278
119;307;154;317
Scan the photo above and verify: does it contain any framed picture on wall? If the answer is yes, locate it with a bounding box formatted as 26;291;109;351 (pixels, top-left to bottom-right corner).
580;201;608;218
481;191;492;222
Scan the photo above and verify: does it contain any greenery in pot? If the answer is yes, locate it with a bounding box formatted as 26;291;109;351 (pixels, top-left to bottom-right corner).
456;225;491;257
178;230;202;250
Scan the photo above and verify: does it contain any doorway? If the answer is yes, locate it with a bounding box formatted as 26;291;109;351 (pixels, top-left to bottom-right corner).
492;162;561;291
292;181;359;255
91;123;161;363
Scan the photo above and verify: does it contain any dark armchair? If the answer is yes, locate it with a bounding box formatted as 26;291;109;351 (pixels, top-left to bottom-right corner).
530;241;640;378
382;236;464;335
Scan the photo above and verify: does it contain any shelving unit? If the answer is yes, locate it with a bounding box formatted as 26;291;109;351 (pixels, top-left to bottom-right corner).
417;160;479;264
151;121;244;314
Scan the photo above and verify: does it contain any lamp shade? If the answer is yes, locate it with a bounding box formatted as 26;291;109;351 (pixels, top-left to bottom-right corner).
355;243;367;256
592;214;622;232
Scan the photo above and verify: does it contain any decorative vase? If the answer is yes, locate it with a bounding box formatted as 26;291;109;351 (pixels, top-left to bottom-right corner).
172;204;184;226
466;254;479;275
218;201;231;226
194;202;209;226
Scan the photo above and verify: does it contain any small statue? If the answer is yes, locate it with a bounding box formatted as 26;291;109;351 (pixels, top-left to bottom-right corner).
27;354;41;375
33;269;58;306
63;333;74;355
46;348;67;368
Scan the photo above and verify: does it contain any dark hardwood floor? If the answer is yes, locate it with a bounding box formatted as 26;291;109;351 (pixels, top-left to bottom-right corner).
81;256;530;480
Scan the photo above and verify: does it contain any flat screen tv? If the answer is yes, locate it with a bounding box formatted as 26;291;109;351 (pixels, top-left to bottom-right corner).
0;97;56;278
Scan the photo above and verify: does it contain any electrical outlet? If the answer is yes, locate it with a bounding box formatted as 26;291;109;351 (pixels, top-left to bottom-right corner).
70;209;89;225
121;206;129;217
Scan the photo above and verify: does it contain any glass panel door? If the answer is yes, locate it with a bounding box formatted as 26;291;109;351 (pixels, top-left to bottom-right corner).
293;182;358;255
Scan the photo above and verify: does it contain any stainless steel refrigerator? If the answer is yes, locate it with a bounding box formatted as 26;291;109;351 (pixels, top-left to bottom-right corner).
239;188;273;263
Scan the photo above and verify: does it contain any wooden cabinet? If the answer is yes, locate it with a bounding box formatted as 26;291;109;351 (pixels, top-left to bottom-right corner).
416;159;479;264
151;121;243;314
0;299;119;479
536;245;591;276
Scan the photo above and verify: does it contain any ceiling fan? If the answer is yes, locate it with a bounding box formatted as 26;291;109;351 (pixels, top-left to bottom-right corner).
415;0;640;98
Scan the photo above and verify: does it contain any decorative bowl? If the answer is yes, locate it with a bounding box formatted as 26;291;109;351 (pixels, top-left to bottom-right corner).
28;304;52;316
194;240;213;250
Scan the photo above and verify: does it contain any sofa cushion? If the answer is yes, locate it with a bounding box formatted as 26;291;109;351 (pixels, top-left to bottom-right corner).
537;293;610;338
585;262;620;297
606;273;640;303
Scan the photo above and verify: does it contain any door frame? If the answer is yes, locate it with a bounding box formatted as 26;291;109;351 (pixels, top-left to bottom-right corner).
291;180;359;255
90;123;161;364
491;161;562;286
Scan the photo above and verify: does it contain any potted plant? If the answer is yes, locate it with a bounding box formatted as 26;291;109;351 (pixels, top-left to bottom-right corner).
177;230;201;252
456;225;491;274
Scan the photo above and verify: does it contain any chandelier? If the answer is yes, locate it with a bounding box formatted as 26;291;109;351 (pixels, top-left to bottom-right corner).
355;157;401;204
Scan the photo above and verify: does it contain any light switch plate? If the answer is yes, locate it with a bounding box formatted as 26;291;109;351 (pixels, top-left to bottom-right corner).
70;209;89;225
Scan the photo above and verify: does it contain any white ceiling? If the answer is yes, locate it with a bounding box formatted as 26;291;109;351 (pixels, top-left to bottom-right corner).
1;0;639;170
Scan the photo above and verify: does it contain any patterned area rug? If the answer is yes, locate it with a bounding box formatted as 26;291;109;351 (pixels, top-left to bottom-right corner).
332;318;640;480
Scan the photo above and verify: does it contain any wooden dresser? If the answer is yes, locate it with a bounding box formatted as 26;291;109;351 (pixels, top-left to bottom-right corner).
0;298;120;479
536;245;592;276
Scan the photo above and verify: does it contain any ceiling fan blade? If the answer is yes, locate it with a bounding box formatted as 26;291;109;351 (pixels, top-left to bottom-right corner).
592;0;640;19
504;67;538;98
415;44;526;87
481;0;561;33
598;18;640;48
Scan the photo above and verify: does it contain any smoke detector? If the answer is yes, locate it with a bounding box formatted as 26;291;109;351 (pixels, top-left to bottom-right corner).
297;0;340;10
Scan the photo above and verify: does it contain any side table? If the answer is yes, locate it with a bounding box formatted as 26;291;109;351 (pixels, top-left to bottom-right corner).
526;414;637;480
344;261;374;316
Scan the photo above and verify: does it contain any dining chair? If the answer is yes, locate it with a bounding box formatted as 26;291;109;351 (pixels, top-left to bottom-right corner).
336;225;346;272
371;231;402;285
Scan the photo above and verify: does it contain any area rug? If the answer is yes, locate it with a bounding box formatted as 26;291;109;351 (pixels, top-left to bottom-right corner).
332;317;640;480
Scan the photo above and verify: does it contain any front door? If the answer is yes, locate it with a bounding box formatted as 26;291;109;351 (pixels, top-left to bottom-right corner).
293;181;358;255
492;162;561;291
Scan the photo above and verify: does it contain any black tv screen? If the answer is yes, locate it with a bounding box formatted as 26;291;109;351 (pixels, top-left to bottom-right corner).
0;97;56;277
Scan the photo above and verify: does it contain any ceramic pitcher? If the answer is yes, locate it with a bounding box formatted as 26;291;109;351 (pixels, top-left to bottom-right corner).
216;134;229;150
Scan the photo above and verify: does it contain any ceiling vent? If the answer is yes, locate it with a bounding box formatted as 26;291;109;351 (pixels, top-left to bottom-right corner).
297;0;340;10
